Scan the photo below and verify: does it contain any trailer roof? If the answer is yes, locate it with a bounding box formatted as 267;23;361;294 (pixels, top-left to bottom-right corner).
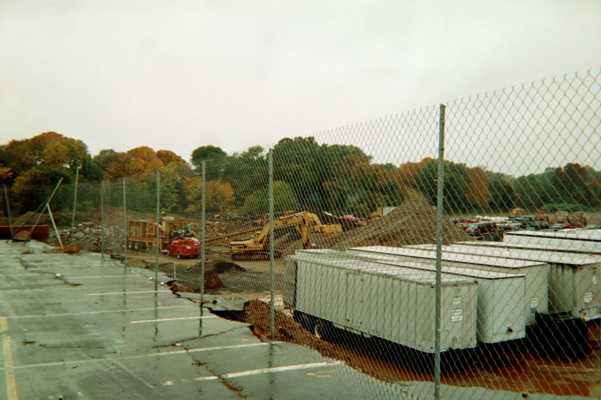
292;252;476;285
350;245;546;269
457;240;601;256
506;230;601;242
413;243;601;266
296;250;523;280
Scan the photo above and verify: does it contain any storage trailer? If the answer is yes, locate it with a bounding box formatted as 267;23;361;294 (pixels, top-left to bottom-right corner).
504;230;601;253
301;249;527;344
415;243;601;321
457;239;601;256
350;245;545;326
285;251;479;353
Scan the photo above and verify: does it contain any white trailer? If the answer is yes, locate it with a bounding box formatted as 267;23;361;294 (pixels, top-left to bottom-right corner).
286;251;479;353
457;239;601;256
417;243;601;321
504;230;601;253
351;245;546;326
343;248;527;343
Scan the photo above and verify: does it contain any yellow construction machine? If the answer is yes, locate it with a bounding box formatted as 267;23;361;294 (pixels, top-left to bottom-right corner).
230;212;342;260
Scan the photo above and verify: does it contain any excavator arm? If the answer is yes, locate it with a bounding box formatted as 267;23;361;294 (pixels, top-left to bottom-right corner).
230;212;341;260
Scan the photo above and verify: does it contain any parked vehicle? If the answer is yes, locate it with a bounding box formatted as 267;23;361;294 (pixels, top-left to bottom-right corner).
166;238;200;259
465;221;501;241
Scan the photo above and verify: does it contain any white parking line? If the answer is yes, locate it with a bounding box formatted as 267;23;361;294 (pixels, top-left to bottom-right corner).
189;361;342;382
87;290;172;296
6;305;191;319
130;316;216;324
1;274;143;279
1;342;273;370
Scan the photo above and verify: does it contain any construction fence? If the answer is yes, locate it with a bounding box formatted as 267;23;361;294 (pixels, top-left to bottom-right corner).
2;68;601;399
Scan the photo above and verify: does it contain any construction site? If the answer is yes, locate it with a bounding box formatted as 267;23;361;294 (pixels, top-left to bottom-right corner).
2;158;601;399
1;5;601;396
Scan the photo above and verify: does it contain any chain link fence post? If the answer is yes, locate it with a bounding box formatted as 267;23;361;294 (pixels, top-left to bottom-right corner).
200;160;206;336
71;165;80;229
434;104;446;399
100;179;105;264
268;150;275;338
155;171;160;292
3;184;13;238
122;177;128;271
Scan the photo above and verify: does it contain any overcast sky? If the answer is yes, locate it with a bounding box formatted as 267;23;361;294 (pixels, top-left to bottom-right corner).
1;0;600;173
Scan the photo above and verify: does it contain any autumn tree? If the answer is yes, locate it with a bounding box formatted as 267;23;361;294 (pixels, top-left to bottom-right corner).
464;167;490;209
186;179;235;213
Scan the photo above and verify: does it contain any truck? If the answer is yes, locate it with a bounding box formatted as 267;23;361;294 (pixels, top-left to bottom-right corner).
127;218;198;258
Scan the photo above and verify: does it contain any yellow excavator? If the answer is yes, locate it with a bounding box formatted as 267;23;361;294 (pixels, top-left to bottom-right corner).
230;212;342;260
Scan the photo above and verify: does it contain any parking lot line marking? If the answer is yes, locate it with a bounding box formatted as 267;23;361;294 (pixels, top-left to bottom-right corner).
87;290;172;296
1;318;19;400
130;316;216;324
0;274;144;279
1;342;272;370
6;305;190;319
190;361;342;382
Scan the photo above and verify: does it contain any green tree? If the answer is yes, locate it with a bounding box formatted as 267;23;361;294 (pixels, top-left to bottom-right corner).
191;145;227;179
242;181;298;215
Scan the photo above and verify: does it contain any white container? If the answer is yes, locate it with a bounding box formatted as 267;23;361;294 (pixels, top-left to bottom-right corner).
422;243;601;321
459;239;601;256
288;251;479;353
352;245;545;326
504;230;601;253
344;248;527;343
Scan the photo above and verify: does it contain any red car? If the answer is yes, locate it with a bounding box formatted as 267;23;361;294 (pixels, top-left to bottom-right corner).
167;238;200;259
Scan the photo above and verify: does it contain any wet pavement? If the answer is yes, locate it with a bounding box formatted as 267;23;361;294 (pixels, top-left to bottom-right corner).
0;241;592;399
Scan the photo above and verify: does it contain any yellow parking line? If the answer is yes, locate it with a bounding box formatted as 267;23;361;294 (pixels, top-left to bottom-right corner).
1;317;18;400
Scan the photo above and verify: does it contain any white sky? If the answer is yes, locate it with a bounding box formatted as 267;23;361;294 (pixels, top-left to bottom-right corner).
1;0;600;173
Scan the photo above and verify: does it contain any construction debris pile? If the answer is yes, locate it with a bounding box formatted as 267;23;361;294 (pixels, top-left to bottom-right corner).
49;222;126;252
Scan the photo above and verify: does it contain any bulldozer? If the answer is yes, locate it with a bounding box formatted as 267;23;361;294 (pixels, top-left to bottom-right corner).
230;212;342;260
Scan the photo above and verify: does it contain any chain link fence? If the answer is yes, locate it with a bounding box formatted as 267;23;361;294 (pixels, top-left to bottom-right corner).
2;68;600;398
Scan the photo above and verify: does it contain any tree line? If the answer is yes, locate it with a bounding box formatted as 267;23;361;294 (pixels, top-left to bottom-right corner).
1;132;600;219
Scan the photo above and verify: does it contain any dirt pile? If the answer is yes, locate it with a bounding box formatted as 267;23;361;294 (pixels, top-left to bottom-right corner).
324;193;469;251
244;300;327;346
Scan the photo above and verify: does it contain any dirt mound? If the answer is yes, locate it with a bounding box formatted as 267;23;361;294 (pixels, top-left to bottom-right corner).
63;243;81;255
321;192;469;251
244;300;327;347
213;260;247;273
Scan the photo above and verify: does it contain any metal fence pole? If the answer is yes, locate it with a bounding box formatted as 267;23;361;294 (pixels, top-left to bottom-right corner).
31;178;63;233
199;160;206;335
122;177;128;270
3;184;13;238
268;150;275;338
434;104;446;399
100;180;105;264
71;165;80;229
155;171;160;293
